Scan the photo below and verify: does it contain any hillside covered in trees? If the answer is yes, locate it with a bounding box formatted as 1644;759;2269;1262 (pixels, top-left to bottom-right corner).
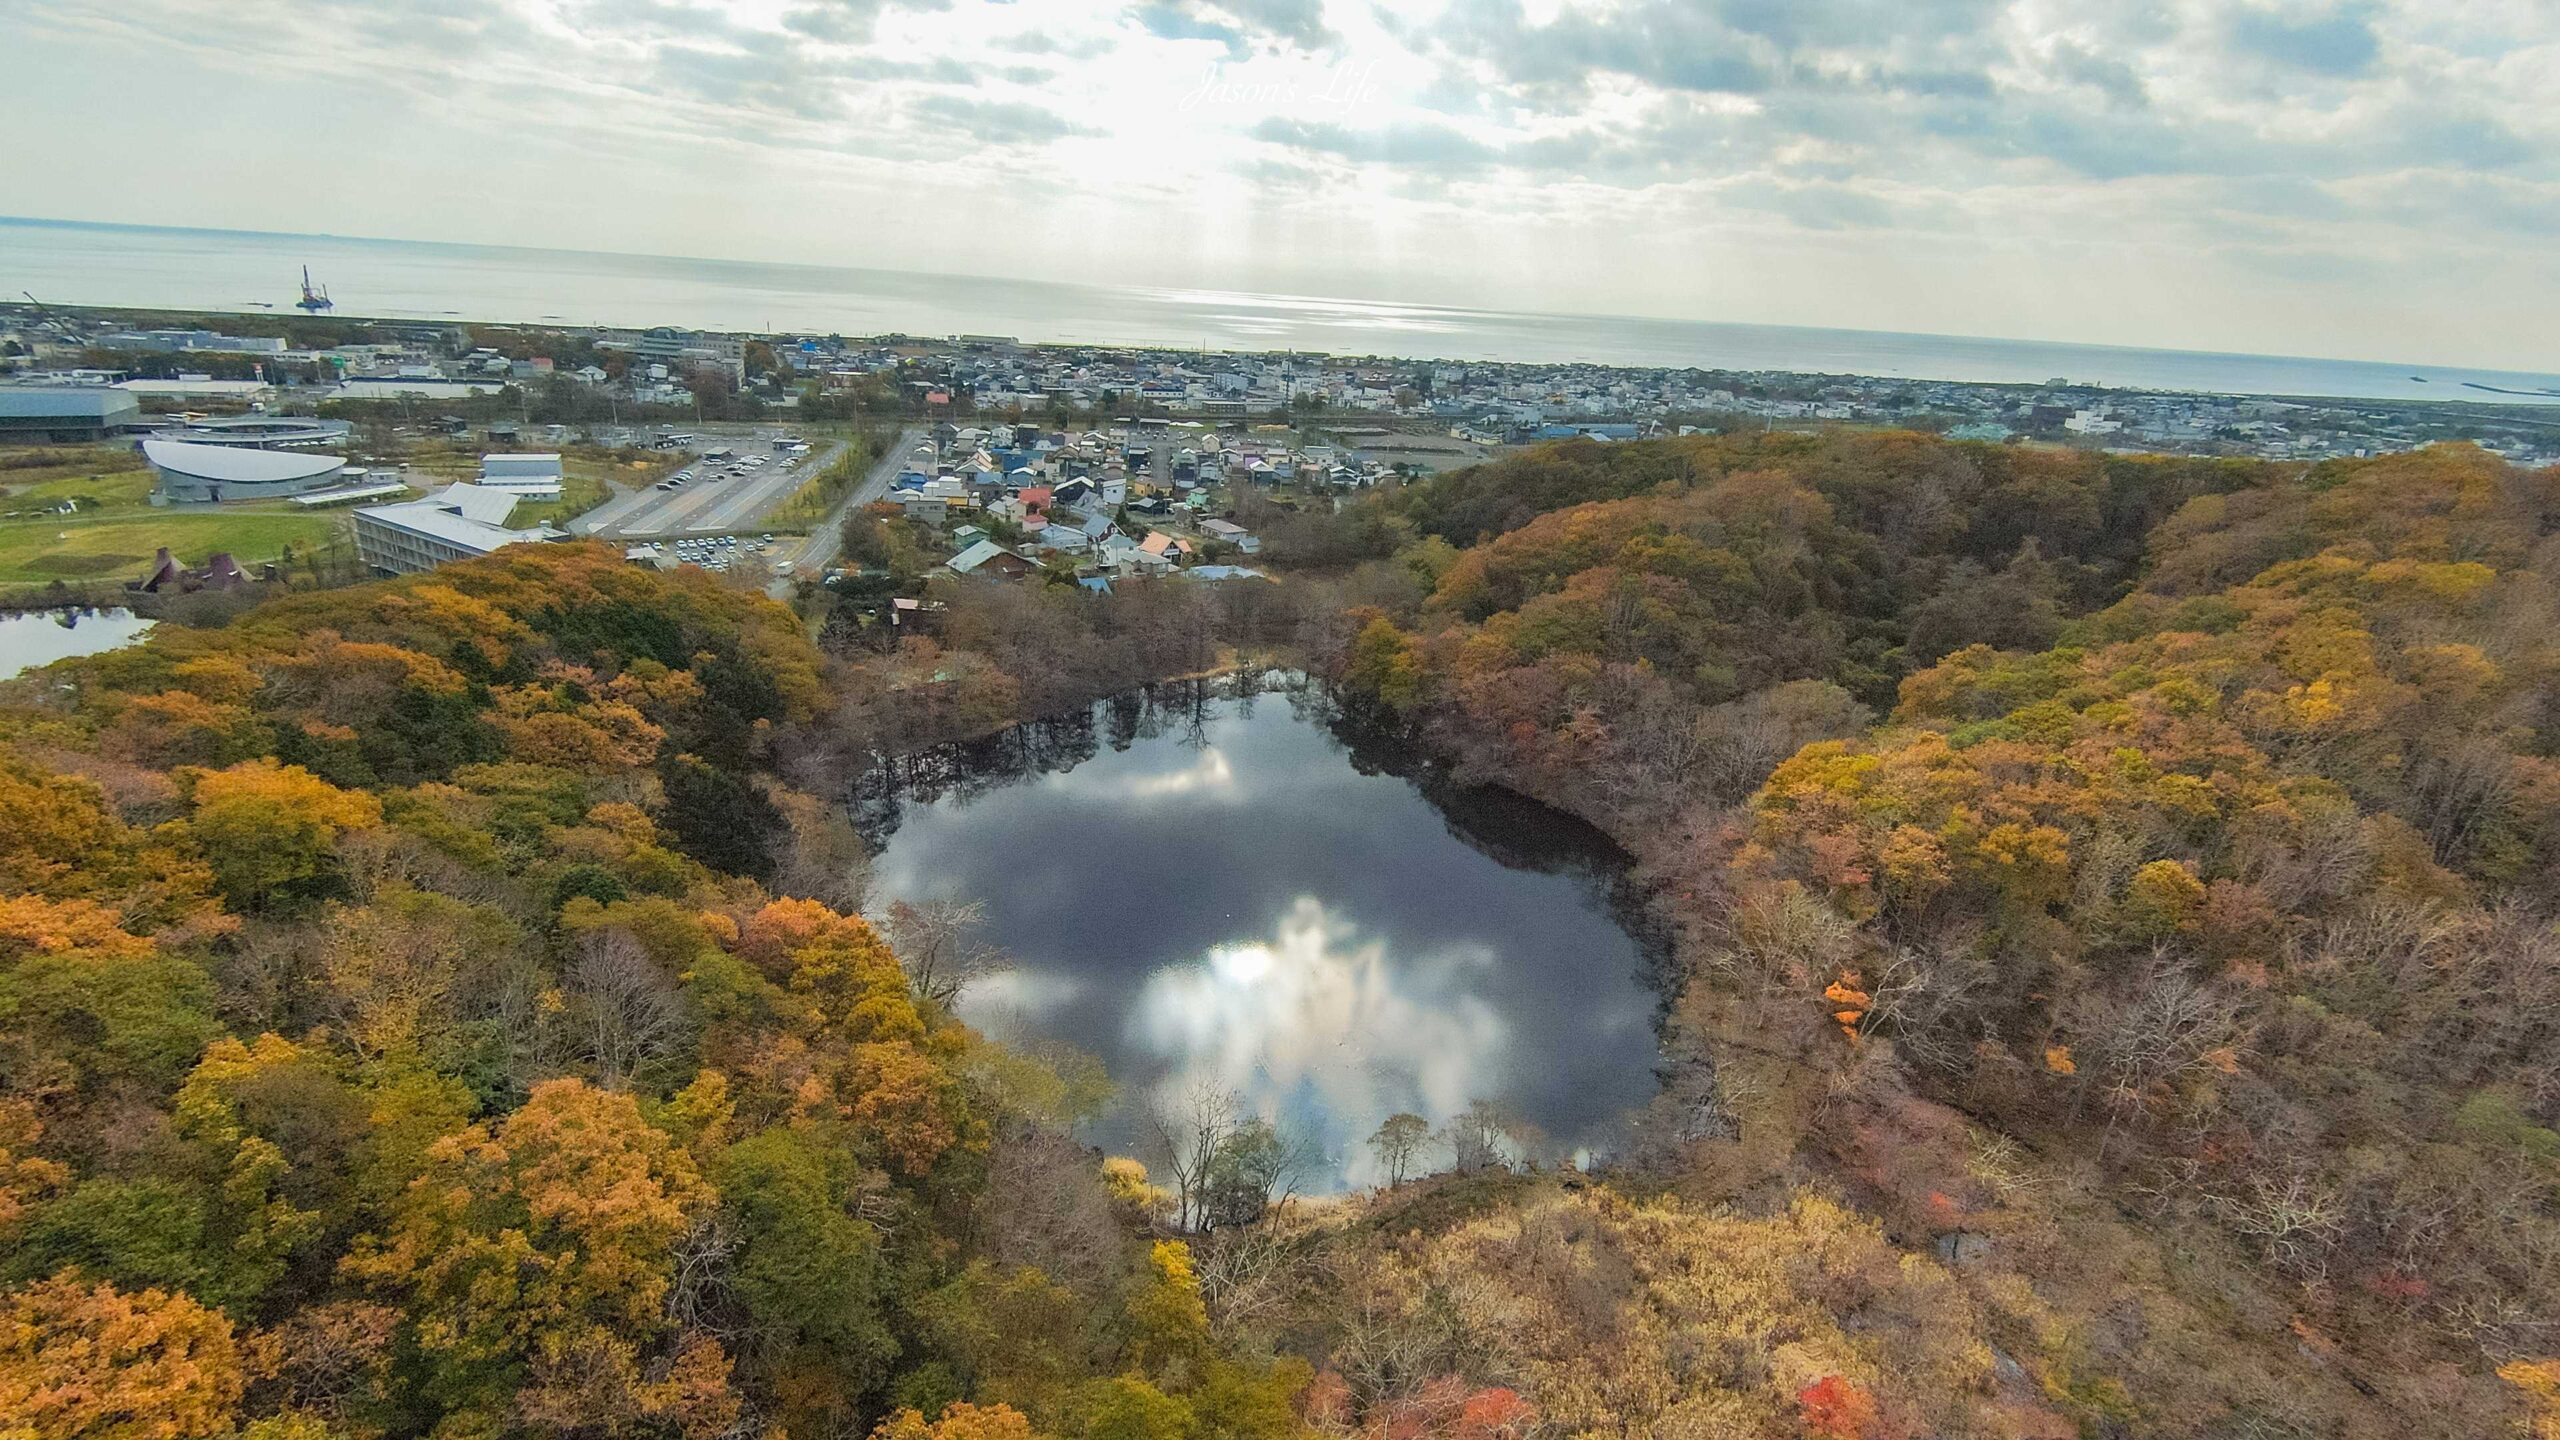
6;431;2560;1440
1326;434;2560;1437
0;543;1452;1440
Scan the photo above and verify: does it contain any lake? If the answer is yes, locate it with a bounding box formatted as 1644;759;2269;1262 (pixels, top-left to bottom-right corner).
9;215;2559;404
0;606;153;681
855;675;1665;1190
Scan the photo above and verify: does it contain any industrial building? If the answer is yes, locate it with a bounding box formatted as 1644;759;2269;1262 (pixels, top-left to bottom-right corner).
143;438;346;503
353;483;558;575
0;387;142;442
474;452;565;499
599;326;746;382
96;329;289;354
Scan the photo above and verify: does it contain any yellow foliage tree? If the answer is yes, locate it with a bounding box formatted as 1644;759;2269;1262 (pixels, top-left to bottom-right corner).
178;760;381;911
871;1400;1050;1440
344;1078;721;1434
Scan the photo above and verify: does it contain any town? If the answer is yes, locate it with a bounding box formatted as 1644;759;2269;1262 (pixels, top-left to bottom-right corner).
3;299;2558;614
7;301;2558;466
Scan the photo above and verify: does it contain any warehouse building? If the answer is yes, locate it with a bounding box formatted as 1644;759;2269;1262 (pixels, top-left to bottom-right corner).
353;483;558;575
143;438;345;503
0;387;143;442
475;451;565;499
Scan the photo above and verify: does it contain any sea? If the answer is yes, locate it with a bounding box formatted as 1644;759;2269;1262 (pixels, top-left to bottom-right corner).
7;215;2557;406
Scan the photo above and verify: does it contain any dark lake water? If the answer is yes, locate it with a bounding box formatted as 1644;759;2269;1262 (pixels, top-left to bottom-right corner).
855;675;1665;1190
0;607;153;681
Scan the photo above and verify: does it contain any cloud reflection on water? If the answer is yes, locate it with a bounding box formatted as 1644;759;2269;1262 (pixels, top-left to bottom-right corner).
1129;896;1509;1188
860;683;1660;1192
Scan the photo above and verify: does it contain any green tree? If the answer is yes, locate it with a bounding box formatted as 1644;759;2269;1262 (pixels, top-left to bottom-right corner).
179;760;382;912
714;1127;897;1427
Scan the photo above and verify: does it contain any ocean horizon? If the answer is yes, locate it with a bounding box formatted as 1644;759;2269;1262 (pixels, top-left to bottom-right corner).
6;214;2556;407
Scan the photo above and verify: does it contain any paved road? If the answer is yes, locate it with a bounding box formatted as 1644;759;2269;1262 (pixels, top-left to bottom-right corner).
569;479;657;538
599;441;844;541
767;424;919;598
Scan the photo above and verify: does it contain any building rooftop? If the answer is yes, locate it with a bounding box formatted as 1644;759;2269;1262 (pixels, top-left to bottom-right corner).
0;387;140;419
356;483;542;551
151;415;350;446
290;480;412;507
946;539;1020;574
141;438;344;484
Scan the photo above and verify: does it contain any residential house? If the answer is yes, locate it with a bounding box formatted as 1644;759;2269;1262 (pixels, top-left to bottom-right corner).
1096;534;1170;577
1139;531;1193;565
1199;518;1259;554
945;539;1033;579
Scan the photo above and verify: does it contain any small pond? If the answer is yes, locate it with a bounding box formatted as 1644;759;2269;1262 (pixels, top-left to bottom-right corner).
0;606;154;682
856;674;1666;1189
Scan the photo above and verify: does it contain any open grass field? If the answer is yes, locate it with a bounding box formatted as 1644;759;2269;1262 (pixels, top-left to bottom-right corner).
0;444;348;585
0;445;158;516
0;509;349;583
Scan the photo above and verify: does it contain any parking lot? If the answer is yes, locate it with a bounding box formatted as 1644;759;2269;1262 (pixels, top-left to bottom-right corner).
642;531;792;579
577;436;844;541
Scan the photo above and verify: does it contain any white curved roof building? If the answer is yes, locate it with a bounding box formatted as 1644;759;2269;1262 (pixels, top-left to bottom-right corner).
144;438;346;504
149;415;352;449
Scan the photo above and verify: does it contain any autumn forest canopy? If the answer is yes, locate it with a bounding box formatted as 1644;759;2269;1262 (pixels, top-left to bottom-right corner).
4;430;2559;1440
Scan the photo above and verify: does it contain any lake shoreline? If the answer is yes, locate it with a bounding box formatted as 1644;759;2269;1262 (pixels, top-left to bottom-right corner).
847;668;1672;1188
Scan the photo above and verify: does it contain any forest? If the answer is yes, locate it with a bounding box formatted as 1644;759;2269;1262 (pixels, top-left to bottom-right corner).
1324;433;2560;1437
4;430;2558;1440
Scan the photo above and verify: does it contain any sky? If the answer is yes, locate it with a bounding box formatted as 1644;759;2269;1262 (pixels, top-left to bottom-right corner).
5;0;2557;368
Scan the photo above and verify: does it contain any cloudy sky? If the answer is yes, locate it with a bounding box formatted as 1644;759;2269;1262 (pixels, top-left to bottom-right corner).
7;0;2556;366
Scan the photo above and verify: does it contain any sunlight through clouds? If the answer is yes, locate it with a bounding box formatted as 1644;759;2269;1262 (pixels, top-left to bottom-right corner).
1130;896;1511;1187
5;0;2553;361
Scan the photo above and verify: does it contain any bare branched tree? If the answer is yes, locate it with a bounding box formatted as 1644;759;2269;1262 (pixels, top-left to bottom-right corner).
1441;1098;1513;1174
572;927;683;1088
1860;936;1997;1076
881;896;1012;1008
1193;1216;1304;1337
2216;1167;2345;1275
2076;956;2244;1129
1148;1081;1235;1233
985;1121;1122;1293
1203;1116;1318;1228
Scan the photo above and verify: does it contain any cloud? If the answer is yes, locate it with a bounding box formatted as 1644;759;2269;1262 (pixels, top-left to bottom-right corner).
6;0;2559;367
2226;2;2381;77
909;92;1096;145
649;42;851;124
1131;0;1334;56
1400;0;1773;97
1128;898;1514;1188
780;0;953;45
1252;117;1500;172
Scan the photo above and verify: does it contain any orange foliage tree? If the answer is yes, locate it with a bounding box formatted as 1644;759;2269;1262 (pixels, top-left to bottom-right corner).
344;1078;724;1433
0;1272;244;1440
